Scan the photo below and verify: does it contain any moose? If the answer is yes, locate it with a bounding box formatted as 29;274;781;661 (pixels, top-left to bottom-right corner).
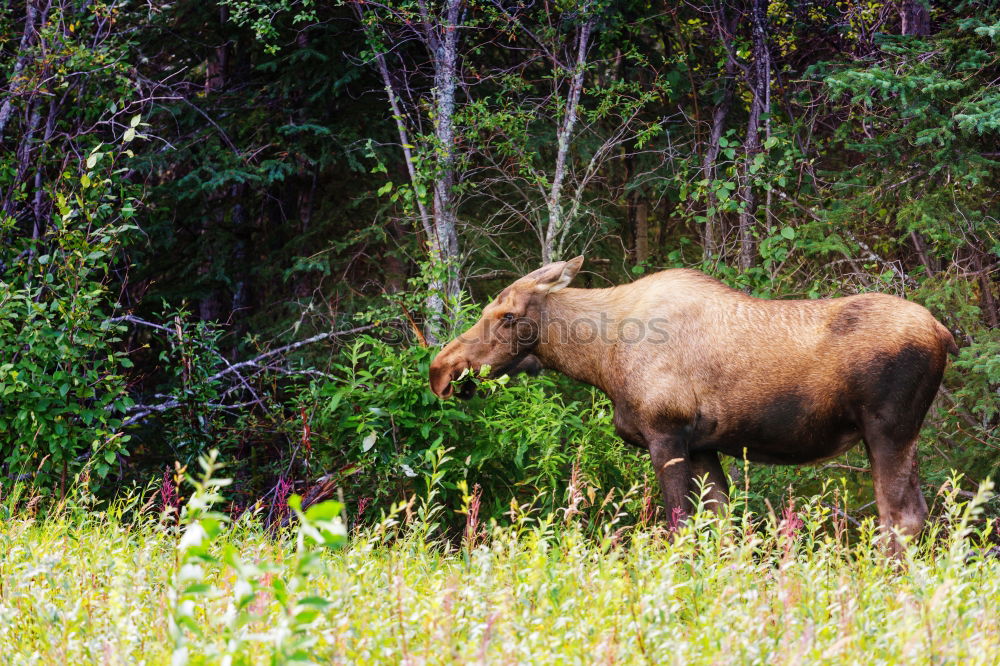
429;257;957;539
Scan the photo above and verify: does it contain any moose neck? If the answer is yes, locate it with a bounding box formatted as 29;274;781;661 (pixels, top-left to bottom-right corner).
533;287;619;395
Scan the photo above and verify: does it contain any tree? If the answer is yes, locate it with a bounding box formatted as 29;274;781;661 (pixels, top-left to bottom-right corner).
699;2;739;260
468;0;667;266
540;2;596;265
353;0;467;341
735;0;771;270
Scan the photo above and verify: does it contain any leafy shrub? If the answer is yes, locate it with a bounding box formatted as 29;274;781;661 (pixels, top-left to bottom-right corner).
303;334;649;524
0;143;138;490
167;450;346;664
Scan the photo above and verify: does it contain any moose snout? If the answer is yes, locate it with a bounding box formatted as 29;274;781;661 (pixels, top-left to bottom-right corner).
429;351;469;399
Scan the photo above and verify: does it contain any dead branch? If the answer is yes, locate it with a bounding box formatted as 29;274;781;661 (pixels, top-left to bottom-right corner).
118;322;380;428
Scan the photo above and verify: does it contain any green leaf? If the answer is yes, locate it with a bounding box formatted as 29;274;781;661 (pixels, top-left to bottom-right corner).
298;595;332;609
780;227;795;240
362;431;377;452
304;500;344;522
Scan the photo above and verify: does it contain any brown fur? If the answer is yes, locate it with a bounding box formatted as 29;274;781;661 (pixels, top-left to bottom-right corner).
430;258;956;542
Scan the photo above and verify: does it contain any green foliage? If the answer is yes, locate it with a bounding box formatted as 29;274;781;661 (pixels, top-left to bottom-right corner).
0;143;138;488
953;333;1000;423
0;471;997;662
167;450;346;664
819;12;1000;259
221;0;318;53
146;310;248;461
1;0;996;528
305;333;646;523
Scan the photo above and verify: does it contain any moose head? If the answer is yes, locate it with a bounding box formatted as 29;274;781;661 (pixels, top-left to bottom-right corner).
428;256;584;399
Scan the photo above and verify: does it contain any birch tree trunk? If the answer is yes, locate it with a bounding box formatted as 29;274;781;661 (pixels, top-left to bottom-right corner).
425;0;463;342
542;13;594;265
356;0;464;343
737;0;770;270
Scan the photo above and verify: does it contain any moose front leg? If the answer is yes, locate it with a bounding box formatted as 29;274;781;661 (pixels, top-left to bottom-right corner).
647;435;692;526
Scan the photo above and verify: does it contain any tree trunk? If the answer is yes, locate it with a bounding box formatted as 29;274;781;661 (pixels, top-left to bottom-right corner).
901;1;934;273
737;0;770;270
357;0;464;343
633;195;649;266
543;12;594;264
702;4;738;261
424;0;463;343
975;250;998;329
230;184;250;337
206;7;230;93
900;0;931;36
0;0;42;142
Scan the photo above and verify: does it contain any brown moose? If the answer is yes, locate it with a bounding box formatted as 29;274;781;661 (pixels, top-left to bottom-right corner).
429;257;956;539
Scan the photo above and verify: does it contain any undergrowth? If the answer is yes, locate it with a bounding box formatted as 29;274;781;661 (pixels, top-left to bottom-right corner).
0;452;997;665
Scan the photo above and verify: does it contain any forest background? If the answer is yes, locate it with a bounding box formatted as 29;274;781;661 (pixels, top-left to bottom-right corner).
0;0;997;527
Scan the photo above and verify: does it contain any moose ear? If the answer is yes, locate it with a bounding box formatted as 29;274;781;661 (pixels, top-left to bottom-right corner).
529;255;584;294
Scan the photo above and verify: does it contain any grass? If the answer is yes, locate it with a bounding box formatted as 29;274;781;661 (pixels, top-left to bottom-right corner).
0;461;998;665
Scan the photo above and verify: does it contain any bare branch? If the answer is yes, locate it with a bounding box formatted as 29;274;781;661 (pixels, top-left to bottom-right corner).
117;323;381;428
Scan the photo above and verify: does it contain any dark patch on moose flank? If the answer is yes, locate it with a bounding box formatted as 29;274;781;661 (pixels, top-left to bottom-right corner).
866;344;933;404
709;391;816;462
829;300;871;335
757;391;808;434
861;343;936;431
719;390;865;464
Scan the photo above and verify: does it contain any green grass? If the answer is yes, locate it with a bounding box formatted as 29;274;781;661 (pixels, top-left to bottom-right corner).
1;471;998;665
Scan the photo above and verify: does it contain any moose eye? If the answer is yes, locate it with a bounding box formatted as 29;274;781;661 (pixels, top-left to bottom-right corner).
502;313;516;324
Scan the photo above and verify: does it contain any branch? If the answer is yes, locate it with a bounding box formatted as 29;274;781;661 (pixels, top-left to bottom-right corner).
361;17;434;240
202;323;379;385
466;269;521;280
118;323;380;428
821;502;862;528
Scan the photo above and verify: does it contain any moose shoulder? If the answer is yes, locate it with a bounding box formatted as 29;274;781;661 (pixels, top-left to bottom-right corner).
429;257;957;539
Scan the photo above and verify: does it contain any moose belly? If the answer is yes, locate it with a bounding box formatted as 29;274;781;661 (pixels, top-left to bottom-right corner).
694;394;863;465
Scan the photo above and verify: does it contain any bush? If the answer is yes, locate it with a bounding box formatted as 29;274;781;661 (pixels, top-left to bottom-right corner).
0;144;138;491
303;334;649;525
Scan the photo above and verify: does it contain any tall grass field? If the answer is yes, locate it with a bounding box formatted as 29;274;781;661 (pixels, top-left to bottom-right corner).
1;454;998;665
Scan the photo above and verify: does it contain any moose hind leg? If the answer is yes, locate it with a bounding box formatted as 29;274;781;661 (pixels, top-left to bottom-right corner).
690;450;729;514
858;343;942;545
863;429;928;541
